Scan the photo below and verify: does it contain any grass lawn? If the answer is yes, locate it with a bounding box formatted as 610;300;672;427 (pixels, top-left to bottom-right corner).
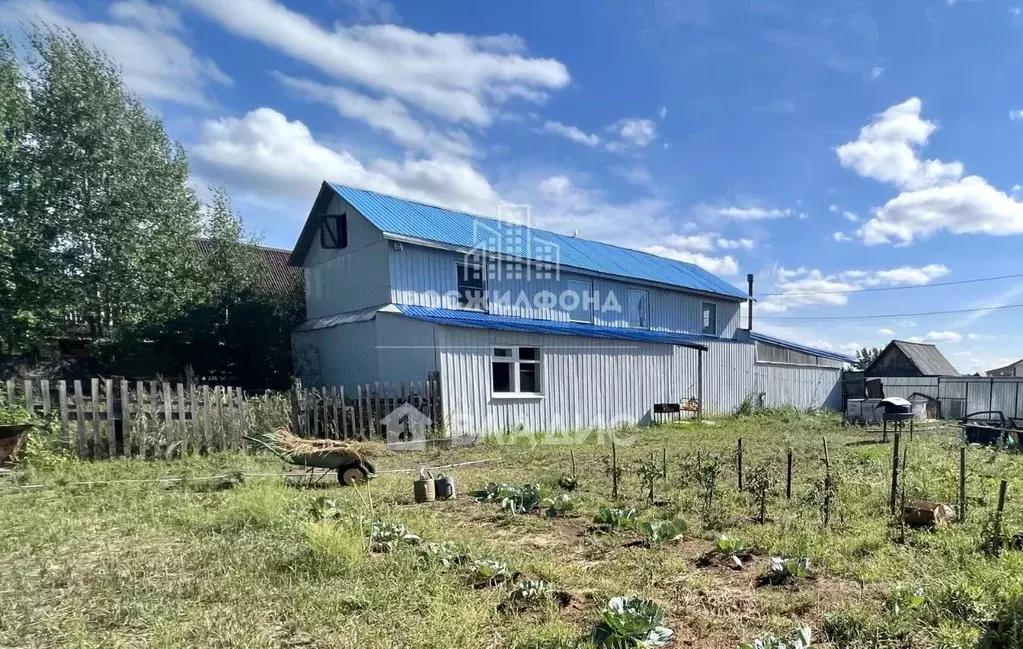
3;412;1023;648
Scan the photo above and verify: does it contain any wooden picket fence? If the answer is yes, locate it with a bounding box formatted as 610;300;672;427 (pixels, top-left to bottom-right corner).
3;378;247;459
291;375;443;439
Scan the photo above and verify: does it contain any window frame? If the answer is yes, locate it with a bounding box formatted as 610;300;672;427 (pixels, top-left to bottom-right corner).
491;346;543;396
455;260;488;311
627;288;650;329
566;279;594;323
701;301;717;335
319;213;348;249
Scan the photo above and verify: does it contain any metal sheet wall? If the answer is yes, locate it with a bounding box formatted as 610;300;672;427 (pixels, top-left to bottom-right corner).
291;320;379;389
754;364;843;410
389;244;743;337
435;325;702;436
859;376;1023;420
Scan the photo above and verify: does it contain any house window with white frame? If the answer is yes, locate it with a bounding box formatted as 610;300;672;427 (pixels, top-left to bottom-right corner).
456;261;487;310
567;279;593;323
492;347;542;395
701;302;717;335
627;288;649;328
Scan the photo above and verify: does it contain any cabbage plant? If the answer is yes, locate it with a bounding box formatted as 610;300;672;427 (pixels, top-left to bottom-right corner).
637;519;687;547
762;557;813;585
593;596;673;648
369;521;421;552
593;507;639;529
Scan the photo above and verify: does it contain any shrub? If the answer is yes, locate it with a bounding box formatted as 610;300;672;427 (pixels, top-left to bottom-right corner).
592;596;673;648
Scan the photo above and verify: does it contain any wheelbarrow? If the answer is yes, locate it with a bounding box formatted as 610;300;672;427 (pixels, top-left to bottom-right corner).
244;436;376;486
0;424;32;467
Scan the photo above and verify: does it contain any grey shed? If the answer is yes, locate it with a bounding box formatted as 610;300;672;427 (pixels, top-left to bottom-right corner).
864;340;960;377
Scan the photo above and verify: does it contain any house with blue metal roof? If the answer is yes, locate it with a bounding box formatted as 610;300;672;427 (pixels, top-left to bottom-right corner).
289;182;850;435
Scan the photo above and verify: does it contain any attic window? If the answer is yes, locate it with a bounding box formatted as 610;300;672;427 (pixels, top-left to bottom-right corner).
320;213;348;249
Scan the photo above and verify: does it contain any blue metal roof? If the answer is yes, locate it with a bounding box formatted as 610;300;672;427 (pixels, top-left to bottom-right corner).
324;183;748;301
396;305;711;350
749;331;854;364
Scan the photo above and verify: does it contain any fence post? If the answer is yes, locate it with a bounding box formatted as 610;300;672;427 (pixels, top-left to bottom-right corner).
90;378;101;458
786;449;793;500
889;431;901;515
176;383;187;455
40;379;50;418
4;379;13;406
105;378;115;459
120;379;130;458
737;438;743;490
57;380;69;448
73;380;86;458
959;446;967;522
290;379;302;437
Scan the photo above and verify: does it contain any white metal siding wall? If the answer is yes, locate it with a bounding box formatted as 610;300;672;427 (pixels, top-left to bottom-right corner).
700;340;757;414
305;196;391;319
435;325;701;436
754;364;843;410
389;244;743;337
291;321;379;388
375;312;439;382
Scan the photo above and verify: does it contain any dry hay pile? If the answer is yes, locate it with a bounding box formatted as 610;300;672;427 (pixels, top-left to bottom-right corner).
264;428;384;460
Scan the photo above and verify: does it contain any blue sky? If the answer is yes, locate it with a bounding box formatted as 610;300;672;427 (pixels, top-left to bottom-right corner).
4;0;1023;372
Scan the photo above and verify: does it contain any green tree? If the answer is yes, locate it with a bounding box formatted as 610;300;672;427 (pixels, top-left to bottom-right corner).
23;29;202;341
853;346;882;371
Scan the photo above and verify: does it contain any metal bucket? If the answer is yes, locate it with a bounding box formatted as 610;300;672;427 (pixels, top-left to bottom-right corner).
434;475;456;500
413;472;435;503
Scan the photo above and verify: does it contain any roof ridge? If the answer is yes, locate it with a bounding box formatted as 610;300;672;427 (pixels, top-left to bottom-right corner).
327;181;741;291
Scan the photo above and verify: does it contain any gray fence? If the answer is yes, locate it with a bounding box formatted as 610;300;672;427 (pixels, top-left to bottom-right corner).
865;376;1023;420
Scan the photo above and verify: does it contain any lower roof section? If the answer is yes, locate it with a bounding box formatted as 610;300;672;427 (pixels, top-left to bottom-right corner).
748;331;854;364
395;304;710;351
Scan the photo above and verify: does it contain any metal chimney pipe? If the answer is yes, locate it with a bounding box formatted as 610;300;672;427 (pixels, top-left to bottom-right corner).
747;273;754;331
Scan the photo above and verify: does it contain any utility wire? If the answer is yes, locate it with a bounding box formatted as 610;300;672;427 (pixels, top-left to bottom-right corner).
757;302;1023;321
757;272;1023;297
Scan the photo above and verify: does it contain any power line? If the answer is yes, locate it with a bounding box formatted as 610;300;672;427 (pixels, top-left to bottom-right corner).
757;302;1023;321
757;272;1023;297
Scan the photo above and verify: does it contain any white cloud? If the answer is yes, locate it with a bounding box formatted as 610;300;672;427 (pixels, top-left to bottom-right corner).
184;0;569;125
967;333;998;340
907;331;961;344
606;118;657;149
716;237;754;250
828;204;839;212
870;66;884;80
831;231;852;242
840;98;1023;245
340;0;400;24
540;121;601;147
877;328;895;335
715;206;803;220
842;211;858;222
192;107;499;214
658;105;668;119
836;98;963;191
1011;109;1023;121
759;264;950;312
276;74;473;157
0;0;231;107
642;247;739;275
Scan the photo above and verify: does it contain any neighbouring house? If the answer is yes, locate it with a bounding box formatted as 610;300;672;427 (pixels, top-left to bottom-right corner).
288;182;852;435
987;359;1023;377
191;239;304;299
864;340;960;377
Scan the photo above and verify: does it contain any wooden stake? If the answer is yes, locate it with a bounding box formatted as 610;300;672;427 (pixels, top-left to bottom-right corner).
959;446;967;523
611;438;619;499
662;447;667;480
570;449;577;479
737;438;744;490
995;479;1008;553
786;449;793;500
889;431;901;516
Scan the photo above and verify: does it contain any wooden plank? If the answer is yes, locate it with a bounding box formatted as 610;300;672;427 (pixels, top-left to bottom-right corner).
148;381;159;459
23;379;33;416
73;380;87;458
202;385;211;453
90;378;101;458
339;385;348;439
239;389;248;453
162;382;173;455
374;382;382;437
312;388;321;439
134;381;145;458
177;383;188;455
4;379;13;407
231;387;241;450
356;385;364;439
105;378;115;459
364;384;372;438
216;387;226;452
57;380;69;447
120;380;130;458
40;379;51;418
189;384;199;454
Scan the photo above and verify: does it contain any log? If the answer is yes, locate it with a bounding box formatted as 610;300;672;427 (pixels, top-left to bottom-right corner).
903;499;954;528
